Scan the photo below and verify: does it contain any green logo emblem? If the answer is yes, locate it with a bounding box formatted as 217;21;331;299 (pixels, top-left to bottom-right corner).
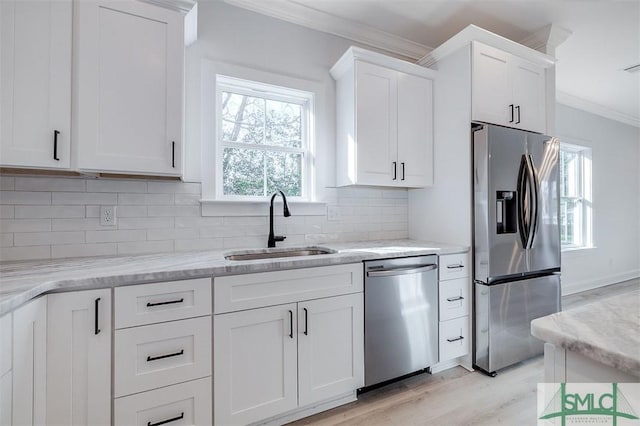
539;383;639;425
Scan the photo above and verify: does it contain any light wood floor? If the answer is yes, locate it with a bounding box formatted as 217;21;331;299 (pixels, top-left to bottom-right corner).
289;278;640;426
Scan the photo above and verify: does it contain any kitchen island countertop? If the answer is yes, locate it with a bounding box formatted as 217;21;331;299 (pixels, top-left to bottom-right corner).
0;239;467;315
531;288;640;377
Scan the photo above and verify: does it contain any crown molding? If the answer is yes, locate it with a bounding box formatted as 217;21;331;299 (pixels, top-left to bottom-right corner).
417;24;555;68
138;0;196;13
330;47;437;80
557;91;640;128
519;24;572;54
223;0;432;60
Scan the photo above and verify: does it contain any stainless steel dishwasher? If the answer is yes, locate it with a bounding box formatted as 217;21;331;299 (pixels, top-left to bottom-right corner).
364;255;439;388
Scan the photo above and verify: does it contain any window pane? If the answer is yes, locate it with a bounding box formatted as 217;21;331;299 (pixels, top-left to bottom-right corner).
265;99;302;148
222;147;265;196
266;151;302;197
559;150;580;197
560;198;581;246
221;92;265;144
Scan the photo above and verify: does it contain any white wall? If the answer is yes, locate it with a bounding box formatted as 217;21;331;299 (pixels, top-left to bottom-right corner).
556;104;640;294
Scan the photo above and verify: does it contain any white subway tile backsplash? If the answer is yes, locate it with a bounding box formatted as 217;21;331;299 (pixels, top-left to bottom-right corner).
0;175;408;262
117;240;173;255
86;230;147;243
1;245;51;261
14;231;85;246
0;206;14;219
0;191;51;205
15;205;85;219
0;219;51;233
52;243;117;259
0;234;13;247
52;192;117;205
86;179;146;193
15;177;85;192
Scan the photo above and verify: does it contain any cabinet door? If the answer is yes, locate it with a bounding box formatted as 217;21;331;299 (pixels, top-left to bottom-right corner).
355;61;398;186
47;289;111;426
75;0;183;176
0;0;72;168
298;293;364;406
214;304;298;425
12;296;47;426
397;72;433;187
471;42;512;127
512;57;546;133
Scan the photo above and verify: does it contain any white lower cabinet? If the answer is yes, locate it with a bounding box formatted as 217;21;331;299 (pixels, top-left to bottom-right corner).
214;303;298;425
12;296;47;426
115;377;212;426
439;316;470;361
214;293;364;425
438;253;471;364
46;289;111;426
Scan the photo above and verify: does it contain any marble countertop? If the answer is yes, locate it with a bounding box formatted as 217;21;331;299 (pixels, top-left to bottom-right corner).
0;239;467;316
531;289;640;377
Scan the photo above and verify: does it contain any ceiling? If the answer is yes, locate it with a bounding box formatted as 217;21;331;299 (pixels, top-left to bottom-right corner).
224;0;640;127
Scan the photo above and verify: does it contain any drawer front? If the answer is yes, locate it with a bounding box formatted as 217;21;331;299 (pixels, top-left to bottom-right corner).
214;264;363;314
439;253;469;281
0;314;11;376
439;316;469;362
115;278;211;329
114;317;211;397
115;377;211;426
439;277;470;321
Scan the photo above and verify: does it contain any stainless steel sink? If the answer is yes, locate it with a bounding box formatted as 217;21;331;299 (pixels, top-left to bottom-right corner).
224;247;336;261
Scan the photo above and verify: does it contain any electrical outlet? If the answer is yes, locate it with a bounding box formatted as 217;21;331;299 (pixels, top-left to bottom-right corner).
100;206;117;226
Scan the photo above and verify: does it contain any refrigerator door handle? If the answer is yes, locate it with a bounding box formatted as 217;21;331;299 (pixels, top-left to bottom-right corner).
516;155;529;249
525;154;539;249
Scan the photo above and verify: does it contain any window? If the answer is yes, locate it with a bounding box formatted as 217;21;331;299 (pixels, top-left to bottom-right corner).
216;75;313;200
559;142;592;249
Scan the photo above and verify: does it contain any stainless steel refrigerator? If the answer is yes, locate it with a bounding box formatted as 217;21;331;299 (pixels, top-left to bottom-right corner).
473;123;561;375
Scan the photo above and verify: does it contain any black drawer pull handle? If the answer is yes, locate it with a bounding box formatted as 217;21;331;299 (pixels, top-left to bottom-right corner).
147;349;184;362
171;141;176;168
447;264;464;269
446;296;464;302
288;310;294;339
303;307;308;335
94;297;101;335
53;130;60;161
447;336;464;342
401;162;405;180
146;298;184;307
148;412;184;426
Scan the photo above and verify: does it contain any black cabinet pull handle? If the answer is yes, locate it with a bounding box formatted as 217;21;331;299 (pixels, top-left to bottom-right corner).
303;307;308;335
446;296;464;302
447;336;464;342
171;141;175;168
509;104;514;123
53;130;60;161
288;310;293;339
447;264;464;269
515;105;521;124
148;412;184;426
94;298;101;335
392;162;397;180
401;162;405;181
146;298;184;307
147;349;184;362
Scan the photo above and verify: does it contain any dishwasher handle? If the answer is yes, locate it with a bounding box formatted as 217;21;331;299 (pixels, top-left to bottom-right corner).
366;264;437;277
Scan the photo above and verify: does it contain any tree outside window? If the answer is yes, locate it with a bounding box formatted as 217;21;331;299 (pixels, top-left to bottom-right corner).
216;76;312;200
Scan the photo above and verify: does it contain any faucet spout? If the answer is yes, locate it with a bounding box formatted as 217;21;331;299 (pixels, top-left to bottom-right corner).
268;191;291;248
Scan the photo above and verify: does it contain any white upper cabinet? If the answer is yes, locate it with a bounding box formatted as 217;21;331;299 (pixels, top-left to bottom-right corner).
332;47;435;188
0;0;72;169
472;42;546;134
74;0;184;176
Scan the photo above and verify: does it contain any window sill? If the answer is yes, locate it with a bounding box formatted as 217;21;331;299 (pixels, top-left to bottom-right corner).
561;245;597;258
200;199;327;217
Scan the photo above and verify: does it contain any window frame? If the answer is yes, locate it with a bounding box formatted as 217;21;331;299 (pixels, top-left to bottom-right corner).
559;141;593;250
215;75;314;202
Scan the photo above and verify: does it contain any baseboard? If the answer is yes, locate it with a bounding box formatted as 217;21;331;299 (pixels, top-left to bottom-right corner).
430;358;462;374
562;269;640;295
